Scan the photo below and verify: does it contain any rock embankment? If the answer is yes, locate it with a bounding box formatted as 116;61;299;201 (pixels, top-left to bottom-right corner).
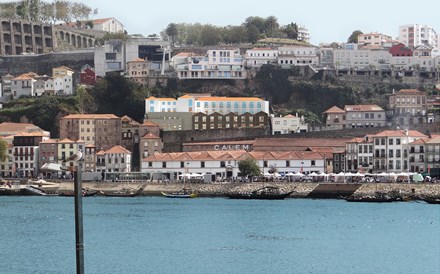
57;181;440;199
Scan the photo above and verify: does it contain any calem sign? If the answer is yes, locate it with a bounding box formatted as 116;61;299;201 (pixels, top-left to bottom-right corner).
213;144;251;151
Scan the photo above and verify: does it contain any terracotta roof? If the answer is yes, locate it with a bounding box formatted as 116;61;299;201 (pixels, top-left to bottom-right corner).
344;105;384;112
142;132;160;139
409;138;428;145
53;66;74;71
142;120;159;126
323;106;345;114
61;114;120;119
183;140;254;146
39;138;59;144
86;144;95;148
128;58;146;62
346;137;373;143
372;130;427;138
196;97;264;102
145;97;177;102
58;138;76;143
249;47;275;51
393;89;425;95
92;17;116;24
104;145;131;154
426;136;440;144
13;131;46;137
253;137;351;149
0;122;41;132
97;150;106;155
13;73;35;80
173;52;194;57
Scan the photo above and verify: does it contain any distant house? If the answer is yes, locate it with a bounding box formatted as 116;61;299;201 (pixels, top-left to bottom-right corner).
389;43;413;57
270;114;308;134
389;89;428;126
52;66;74;95
11;73;37;99
96;145;132;173
80;64;97;85
90;17;124;34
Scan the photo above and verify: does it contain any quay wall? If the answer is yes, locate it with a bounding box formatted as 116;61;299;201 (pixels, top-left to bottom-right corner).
58;181;440;199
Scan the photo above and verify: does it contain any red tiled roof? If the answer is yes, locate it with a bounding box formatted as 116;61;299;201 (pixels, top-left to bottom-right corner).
344;105;384;112
372;130;427;138
61;114;120;119
323;106;345;114
104;145;131;154
142;132;160;139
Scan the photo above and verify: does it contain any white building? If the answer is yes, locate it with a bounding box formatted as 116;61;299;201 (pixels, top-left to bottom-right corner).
333;43;392;70
270;114;307;134
398;24;438;48
174;48;246;79
297;26;311;43
11;73;37;99
97;145;132;173
52;66;74;95
245;48;278;68
145;94;270;115
90;17;124;34
278;46;319;67
141;150;325;179
371;129;427;173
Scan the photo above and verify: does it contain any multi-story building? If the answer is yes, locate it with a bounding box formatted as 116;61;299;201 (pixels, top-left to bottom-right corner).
297;25;311;43
389;43;413;57
322;106;346;130
278;46;319;67
174;48;246;79
96;145;131;173
371;129;427;173
358;32;392;47
270;114;308;134
0;122;49;138
425;136;440;173
345;137;373;173
52;66;75;95
145;95;270;115
94;37;170;77
126;58;149;85
408;138;428;173
193;111;268;130
59;114;121;151
140;132;162;159
11;73;37;99
344;105;386;128
244;47;278;68
398;24;438;48
1;74;14;99
57;138;86;172
333;44;392;70
389;89;428;126
13;132;49;178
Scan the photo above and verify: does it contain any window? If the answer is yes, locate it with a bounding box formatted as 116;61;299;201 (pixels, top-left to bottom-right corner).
220;161;225;168
162;162;166;168
311;160;316;166
396;139;401;145
201;161;205;168
389;139;393;145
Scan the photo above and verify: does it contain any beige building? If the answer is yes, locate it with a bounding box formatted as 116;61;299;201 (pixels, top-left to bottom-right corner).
270;114;308;134
90;18;124;34
322;106;346;130
389;89;428;126
96;145;132;173
126;58;149;85
140;132;162;159
345;105;386;128
59;114;121;151
52;66;75;95
358;32;392;47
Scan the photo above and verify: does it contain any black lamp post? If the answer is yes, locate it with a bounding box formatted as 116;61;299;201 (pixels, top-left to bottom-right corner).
74;159;84;274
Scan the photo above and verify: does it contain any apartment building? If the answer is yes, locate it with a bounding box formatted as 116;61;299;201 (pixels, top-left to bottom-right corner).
96;145;131;173
126;58;149;85
278;46;319;67
345;137;373;173
358;32;392;47
13;132;49;178
59;114;121;150
174;48;246;79
371;130;427;173
192;111;268;130
90;18;124;34
344;105;386;128
52;66;75;95
11;73;37;99
398;24;438;48
145;95;270;115
245;48;278;68
425;136;440;173
389;89;428;126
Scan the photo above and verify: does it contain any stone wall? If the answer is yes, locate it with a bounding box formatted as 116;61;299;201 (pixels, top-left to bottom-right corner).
0;50;94;75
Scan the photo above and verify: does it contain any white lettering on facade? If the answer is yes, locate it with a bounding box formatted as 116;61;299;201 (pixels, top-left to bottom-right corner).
213;144;251;151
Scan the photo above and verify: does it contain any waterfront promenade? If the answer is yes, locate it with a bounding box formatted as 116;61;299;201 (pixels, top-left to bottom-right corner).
55;181;440;199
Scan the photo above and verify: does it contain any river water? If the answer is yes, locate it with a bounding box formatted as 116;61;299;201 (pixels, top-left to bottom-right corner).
1;196;439;274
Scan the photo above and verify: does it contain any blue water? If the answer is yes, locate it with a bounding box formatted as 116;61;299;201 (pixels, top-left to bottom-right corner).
1;196;439;274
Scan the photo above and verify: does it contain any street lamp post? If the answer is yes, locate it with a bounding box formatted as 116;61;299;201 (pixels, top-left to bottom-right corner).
74;159;84;274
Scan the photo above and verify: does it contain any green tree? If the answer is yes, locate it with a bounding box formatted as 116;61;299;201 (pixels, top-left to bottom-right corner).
238;157;261;178
199;24;222;46
0;139;8;163
264;16;279;38
165;23;178;46
244;16;266;33
282;22;298;40
76;86;97;114
246;24;261;44
348;30;363;43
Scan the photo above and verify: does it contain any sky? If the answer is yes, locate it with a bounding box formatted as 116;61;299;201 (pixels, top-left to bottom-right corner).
3;0;440;45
